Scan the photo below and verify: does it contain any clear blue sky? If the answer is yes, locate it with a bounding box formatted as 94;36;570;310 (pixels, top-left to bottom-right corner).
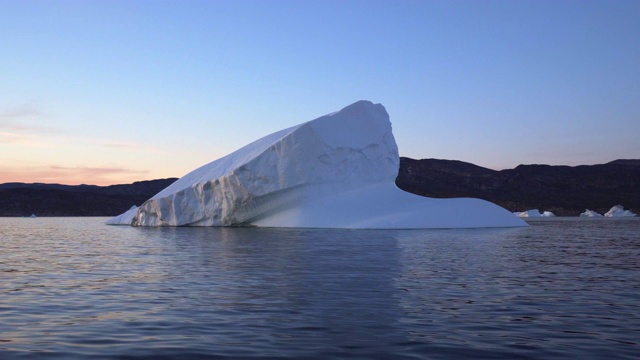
1;0;638;185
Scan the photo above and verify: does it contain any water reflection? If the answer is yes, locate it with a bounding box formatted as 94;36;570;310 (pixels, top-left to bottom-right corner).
125;227;409;355
0;218;638;359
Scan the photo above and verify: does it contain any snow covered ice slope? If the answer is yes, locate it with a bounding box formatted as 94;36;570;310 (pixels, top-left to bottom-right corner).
107;100;526;228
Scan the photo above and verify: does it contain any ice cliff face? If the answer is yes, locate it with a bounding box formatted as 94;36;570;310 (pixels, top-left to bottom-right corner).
107;100;526;228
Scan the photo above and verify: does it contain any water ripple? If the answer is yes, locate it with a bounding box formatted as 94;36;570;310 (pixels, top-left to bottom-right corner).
1;217;639;359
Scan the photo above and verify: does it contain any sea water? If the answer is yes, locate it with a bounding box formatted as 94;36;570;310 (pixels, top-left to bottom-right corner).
0;217;638;359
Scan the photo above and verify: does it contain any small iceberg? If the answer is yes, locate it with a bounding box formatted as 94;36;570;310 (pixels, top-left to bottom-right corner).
515;209;540;217
580;209;603;217
604;205;637;217
29;214;37;218
515;209;556;218
515;209;542;217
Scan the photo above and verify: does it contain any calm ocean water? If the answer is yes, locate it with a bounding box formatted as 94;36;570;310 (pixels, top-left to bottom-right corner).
1;217;638;359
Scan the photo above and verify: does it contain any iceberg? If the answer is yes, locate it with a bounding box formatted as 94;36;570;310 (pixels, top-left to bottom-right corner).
108;100;526;229
580;209;603;217
604;205;637;217
515;209;542;217
515;209;555;217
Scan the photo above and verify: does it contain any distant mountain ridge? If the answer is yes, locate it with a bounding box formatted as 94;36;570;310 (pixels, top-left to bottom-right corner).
395;158;640;216
0;179;177;217
0;159;638;217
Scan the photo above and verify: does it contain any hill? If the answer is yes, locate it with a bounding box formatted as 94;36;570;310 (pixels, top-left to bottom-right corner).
395;158;640;216
0;179;177;217
1;158;638;217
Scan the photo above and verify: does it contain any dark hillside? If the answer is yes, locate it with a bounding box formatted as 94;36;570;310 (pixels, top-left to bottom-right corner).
2;158;638;217
0;178;177;217
396;158;640;216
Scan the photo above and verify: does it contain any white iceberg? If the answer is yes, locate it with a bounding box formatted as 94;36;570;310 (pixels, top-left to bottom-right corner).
515;210;555;217
108;100;526;229
580;209;603;217
515;209;542;217
604;205;637;217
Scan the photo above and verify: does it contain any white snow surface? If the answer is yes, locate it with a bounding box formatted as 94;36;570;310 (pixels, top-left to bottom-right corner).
604;205;637;217
107;100;526;228
580;209;603;217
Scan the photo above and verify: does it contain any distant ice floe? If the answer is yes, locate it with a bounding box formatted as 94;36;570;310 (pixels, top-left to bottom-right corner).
515;209;541;217
516;206;638;218
580;209;603;217
604;205;637;217
580;206;636;217
514;209;555;218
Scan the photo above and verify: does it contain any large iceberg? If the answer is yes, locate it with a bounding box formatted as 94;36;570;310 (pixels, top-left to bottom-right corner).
107;101;526;229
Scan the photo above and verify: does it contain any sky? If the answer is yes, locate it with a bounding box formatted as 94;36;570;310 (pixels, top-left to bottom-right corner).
1;0;638;185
